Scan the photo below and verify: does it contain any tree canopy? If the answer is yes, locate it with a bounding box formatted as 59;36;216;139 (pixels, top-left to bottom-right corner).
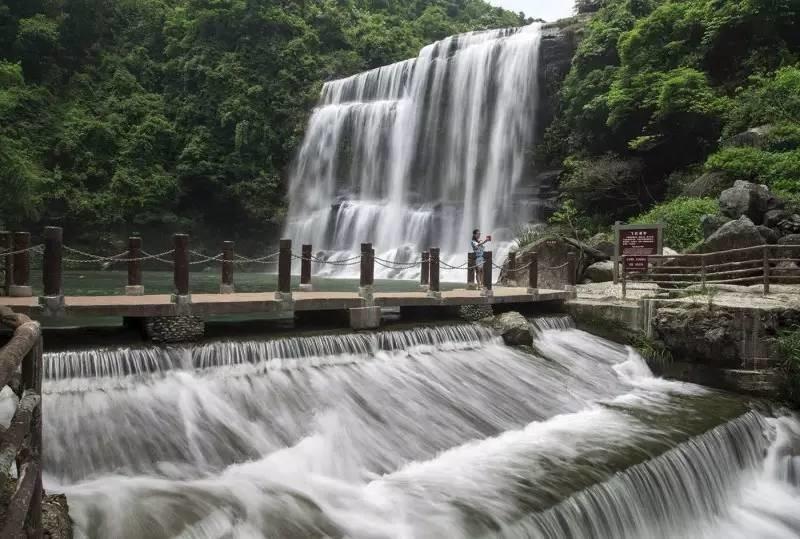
546;0;800;227
0;0;524;248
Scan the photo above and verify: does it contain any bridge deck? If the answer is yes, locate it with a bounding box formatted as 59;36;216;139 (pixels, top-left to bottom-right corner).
0;287;569;318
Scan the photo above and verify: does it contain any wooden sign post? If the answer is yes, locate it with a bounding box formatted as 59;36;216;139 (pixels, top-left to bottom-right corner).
613;222;664;283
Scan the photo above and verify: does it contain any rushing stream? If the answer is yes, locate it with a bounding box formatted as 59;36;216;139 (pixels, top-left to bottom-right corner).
39;318;800;538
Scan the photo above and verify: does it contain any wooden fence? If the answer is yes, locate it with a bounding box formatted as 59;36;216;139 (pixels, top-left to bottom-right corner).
621;244;800;298
0;306;43;538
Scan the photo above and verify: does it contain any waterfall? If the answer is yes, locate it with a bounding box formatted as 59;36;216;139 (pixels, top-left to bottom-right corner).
285;25;544;278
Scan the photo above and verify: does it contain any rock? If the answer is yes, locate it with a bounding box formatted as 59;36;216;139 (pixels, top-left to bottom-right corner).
778;214;800;235
585;260;614;282
663;247;678;256
145;315;205;342
701;214;731;239
682;171;733;198
499;235;606;288
778;234;800;245
653;307;740;367
695;216;765;253
587;233;615;257
764;209;789;228
718;180;780;224
757;225;780;244
480;311;533;346
723;125;775;149
458;304;493;322
100;261;113;271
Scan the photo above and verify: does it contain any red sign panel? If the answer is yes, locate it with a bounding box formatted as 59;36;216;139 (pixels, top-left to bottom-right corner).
619;228;659;273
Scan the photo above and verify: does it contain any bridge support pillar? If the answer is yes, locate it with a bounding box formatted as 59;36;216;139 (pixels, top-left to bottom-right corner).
349;306;381;330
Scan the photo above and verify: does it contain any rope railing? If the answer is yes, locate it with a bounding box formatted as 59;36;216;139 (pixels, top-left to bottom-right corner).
1;228;573;300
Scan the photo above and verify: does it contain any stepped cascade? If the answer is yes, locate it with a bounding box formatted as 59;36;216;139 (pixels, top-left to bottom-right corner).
30;320;800;538
285;25;544;277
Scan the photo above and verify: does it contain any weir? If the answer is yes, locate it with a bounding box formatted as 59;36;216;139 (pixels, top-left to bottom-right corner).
35;317;800;538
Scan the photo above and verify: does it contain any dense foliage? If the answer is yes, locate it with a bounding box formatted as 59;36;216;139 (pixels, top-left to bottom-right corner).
546;0;800;233
0;0;524;248
632;196;717;250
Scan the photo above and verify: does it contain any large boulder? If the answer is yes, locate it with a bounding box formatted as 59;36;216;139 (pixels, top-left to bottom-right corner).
778;214;800;235
682;171;733;198
587;232;615;257
718;180;781;224
500;235;608;288
757;225;780;244
778;234;800;246
480;312;532;346
585;260;614;282
701;214;731;239
694;216;765;254
764;209;790;228
723;125;775;149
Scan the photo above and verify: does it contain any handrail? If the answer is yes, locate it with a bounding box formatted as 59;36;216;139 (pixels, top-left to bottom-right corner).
0;305;43;538
620;244;800;298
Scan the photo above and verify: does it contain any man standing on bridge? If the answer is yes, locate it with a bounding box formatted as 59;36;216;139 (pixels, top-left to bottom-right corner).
471;229;490;287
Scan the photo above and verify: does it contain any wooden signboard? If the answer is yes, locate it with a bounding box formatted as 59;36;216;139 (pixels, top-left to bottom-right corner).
613;222;663;281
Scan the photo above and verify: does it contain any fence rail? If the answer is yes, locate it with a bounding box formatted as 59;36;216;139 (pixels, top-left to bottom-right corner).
621;244;800;298
0;305;43;538
0;227;581;303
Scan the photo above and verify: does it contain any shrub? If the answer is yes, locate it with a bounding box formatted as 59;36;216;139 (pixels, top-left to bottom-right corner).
632;197;718;251
706;147;800;194
776;327;800;408
560;154;646;222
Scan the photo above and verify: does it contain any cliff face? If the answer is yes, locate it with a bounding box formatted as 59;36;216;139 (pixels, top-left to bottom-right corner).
520;16;589;220
537;17;588;146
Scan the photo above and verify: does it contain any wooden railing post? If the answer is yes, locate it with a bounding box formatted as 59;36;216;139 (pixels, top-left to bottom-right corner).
359;243;374;299
428;247;441;298
221;241;234;294
126;235;144;295
420;250;430;291
763;245;770;295
299;244;312;292
1;231;12;296
10;232;31;297
621;260;627;299
40;226;64;316
467;252;476;289
508;251;517;285
528;251;538;295
277;239;292;298
566;251;577;298
700;253;707;293
173;234;190;298
482;251;493;297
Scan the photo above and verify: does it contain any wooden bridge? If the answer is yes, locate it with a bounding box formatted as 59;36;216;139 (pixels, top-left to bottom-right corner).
0;228;573;328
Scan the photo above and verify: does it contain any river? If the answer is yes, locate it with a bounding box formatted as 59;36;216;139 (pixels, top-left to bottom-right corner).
33;317;800;538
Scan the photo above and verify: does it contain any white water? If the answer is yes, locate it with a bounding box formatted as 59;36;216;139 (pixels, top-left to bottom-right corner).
41;320;800;538
285;25;544;278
